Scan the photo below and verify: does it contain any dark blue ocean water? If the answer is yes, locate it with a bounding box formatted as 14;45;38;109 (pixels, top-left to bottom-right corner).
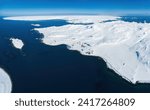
1;16;150;93
121;16;150;23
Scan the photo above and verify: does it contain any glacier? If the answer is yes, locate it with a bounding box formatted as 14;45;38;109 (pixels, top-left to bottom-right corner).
10;38;24;49
4;15;150;84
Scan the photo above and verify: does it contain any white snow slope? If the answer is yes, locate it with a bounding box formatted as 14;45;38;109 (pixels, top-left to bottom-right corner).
0;68;12;93
4;15;150;84
10;38;24;49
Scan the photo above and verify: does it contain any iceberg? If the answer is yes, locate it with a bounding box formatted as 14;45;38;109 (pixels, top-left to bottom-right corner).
0;68;12;93
4;15;150;84
10;38;24;49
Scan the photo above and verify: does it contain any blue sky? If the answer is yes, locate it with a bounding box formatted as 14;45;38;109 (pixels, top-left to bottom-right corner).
1;0;150;15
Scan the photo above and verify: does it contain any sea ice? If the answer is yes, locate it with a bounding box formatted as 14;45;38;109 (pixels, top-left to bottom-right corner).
31;24;40;27
4;15;120;23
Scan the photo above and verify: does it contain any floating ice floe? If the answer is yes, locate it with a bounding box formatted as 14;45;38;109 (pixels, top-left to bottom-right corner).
31;24;40;27
5;15;150;84
10;38;24;49
0;68;12;93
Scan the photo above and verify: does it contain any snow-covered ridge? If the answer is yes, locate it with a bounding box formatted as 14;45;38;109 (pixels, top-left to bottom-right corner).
4;15;150;84
10;38;24;49
0;68;12;93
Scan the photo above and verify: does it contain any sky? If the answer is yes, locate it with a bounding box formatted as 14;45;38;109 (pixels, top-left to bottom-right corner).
1;0;150;15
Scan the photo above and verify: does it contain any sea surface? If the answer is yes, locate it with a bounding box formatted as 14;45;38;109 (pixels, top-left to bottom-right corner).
1;16;150;93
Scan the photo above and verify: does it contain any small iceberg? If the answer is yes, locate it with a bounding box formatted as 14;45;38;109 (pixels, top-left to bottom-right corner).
31;24;40;27
10;38;24;49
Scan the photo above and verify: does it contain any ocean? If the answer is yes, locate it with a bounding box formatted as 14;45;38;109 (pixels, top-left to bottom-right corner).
1;16;150;93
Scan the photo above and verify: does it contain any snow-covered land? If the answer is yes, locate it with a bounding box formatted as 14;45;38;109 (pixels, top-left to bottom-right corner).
4;15;150;84
4;15;120;23
10;38;24;49
0;68;12;93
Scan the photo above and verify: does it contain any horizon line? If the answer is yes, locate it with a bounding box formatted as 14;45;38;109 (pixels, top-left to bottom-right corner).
1;9;150;16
